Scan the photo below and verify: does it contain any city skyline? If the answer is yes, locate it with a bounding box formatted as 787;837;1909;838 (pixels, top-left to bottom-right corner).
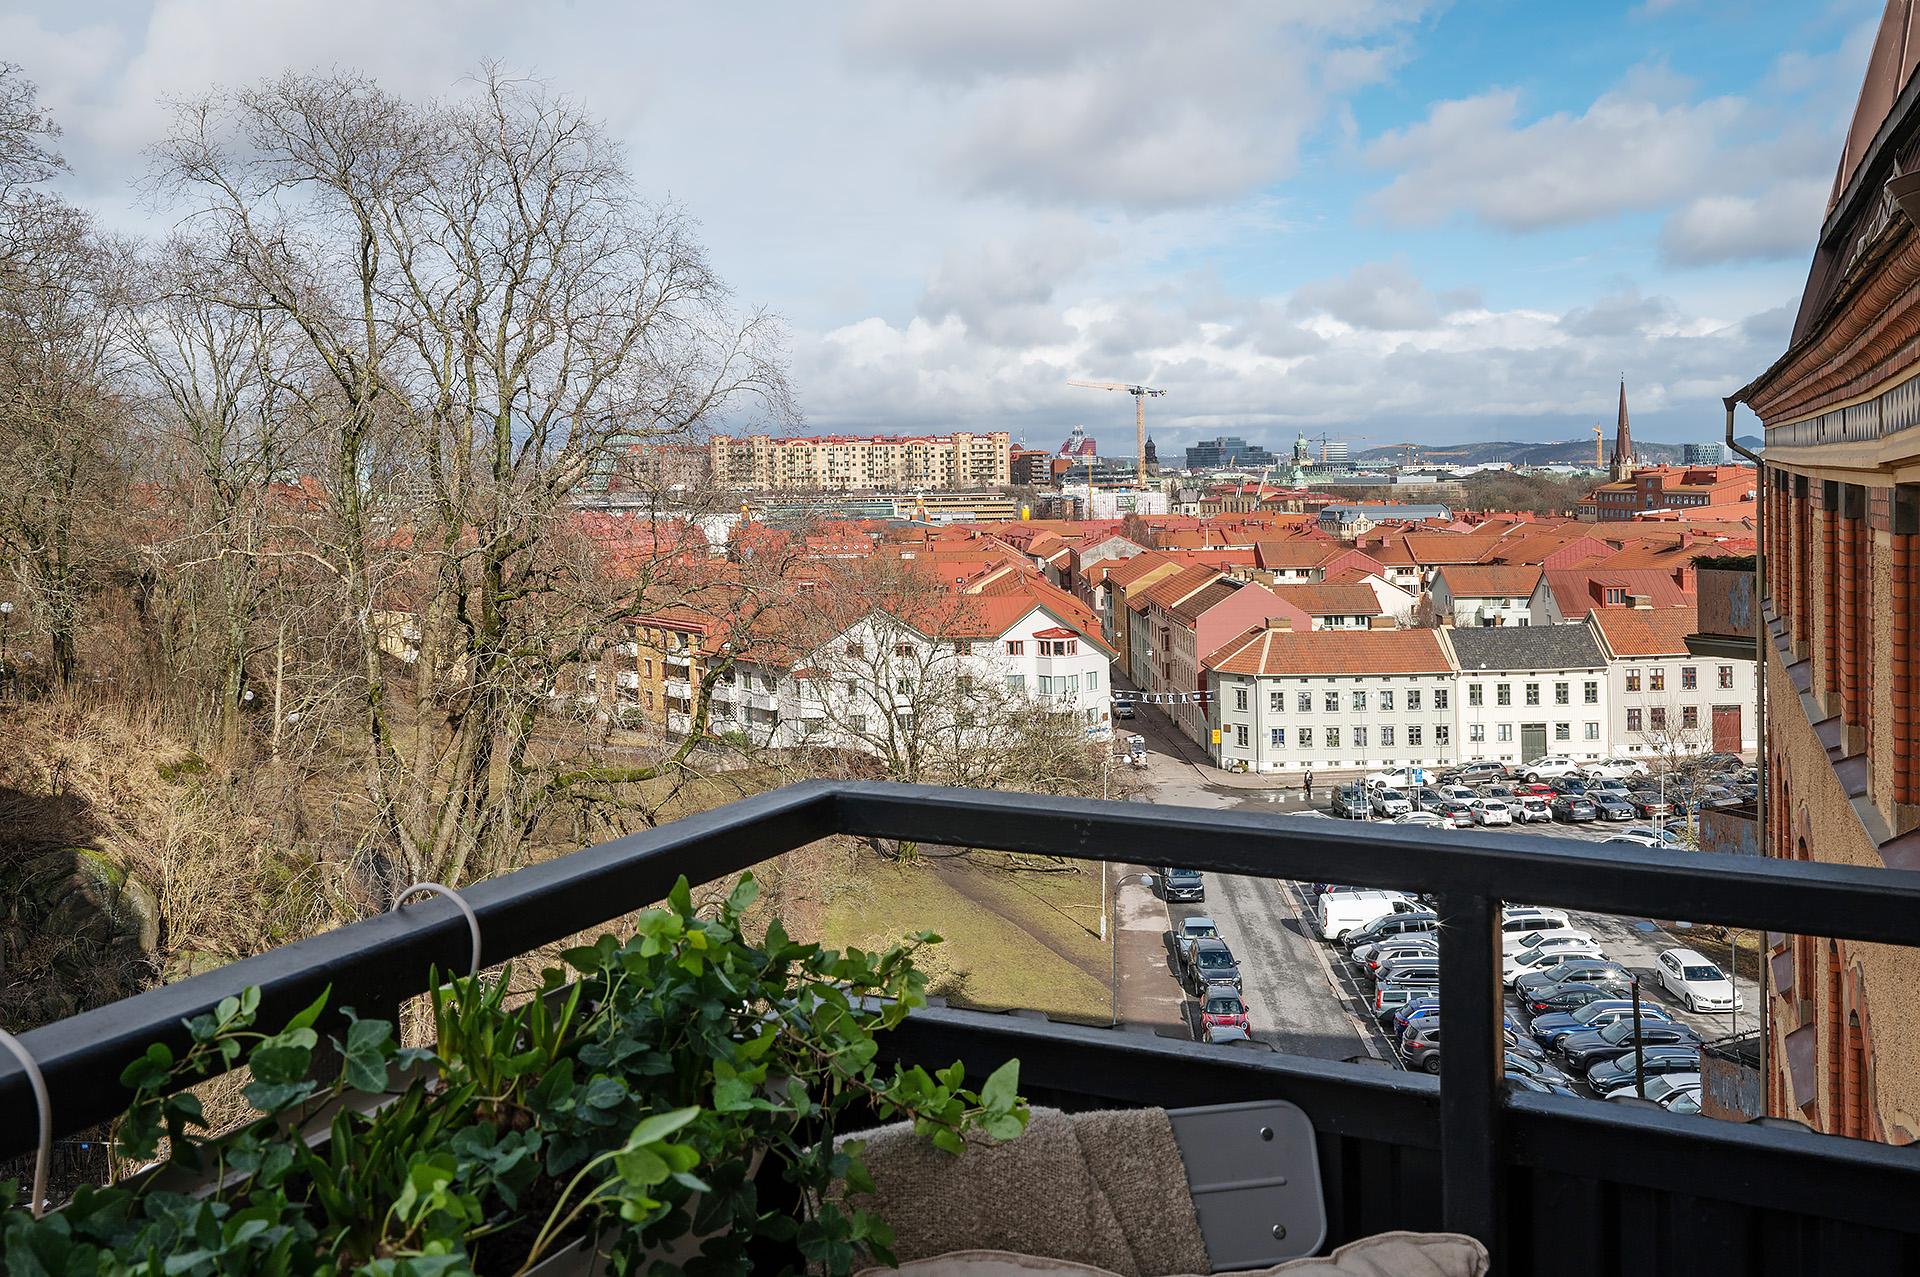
8;2;1871;450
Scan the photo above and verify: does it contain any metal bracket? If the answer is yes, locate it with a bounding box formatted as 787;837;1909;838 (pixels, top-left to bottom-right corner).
1168;1099;1327;1270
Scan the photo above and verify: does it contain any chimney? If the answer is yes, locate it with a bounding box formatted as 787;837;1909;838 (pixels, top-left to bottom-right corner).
1629;594;1653;610
1369;615;1397;629
1264;615;1293;631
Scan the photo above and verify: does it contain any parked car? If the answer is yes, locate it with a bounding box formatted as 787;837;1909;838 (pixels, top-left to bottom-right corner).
1588;791;1638;821
1558;1020;1702;1070
1520;756;1586;782
1391;811;1447;827
1161;867;1205;902
1628;790;1675;818
1445;761;1508;785
1112;698;1136;720
1514;959;1632;1001
1696;785;1742;810
1619;825;1686;847
1355;933;1439;969
1196;981;1250;1035
1182;938;1242;992
1373;954;1441;987
1587;1046;1702;1096
1330;783;1371;819
1501;907;1572;935
1344;910;1439;953
1549;792;1599;823
1176;916;1220;947
1501;926;1596;959
1528;1001;1672;1049
1316;890;1419;941
1437;784;1482;804
1604;1072;1702;1107
1503;943;1607;985
1414;788;1476;827
1372;983;1432;1024
1655;947;1742;1012
1471;798;1514;826
1199;1022;1253;1046
1364;767;1428;790
1371;787;1414;818
1390;996;1441;1040
1602;833;1666;849
1401;1022;1444;1073
1502;1049;1577;1088
1514;794;1554;824
1584;757;1650;780
1520;981;1622;1019
1547;776;1592;796
1701;752;1745;773
1506;1070;1581;1097
1511;780;1558;798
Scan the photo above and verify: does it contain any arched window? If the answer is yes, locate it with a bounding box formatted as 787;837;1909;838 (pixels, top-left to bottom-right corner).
1844;1012;1868;1139
1825;942;1844;1134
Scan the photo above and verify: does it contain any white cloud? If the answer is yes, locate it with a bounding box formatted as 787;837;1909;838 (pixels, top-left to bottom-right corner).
1660;177;1828;265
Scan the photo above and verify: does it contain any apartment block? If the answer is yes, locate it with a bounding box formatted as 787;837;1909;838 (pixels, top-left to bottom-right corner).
707;431;1011;492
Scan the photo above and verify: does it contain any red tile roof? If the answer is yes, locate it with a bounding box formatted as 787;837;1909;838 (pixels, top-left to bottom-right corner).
1266;583;1384;616
1544;568;1694;618
1167;578;1241;624
1433;565;1545;597
1204;627;1451;676
1589;604;1701;658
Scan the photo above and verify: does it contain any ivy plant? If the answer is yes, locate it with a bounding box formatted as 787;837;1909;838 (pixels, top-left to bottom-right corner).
0;873;1027;1275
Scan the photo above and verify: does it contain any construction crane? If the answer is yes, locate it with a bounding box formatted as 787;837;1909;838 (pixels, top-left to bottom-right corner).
1068;379;1165;487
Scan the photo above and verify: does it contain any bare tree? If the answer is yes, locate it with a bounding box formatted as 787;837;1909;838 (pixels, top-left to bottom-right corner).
152;68;790;896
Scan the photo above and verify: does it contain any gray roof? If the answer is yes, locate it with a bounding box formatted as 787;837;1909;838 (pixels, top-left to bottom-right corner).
1319;503;1452;520
1446;624;1606;672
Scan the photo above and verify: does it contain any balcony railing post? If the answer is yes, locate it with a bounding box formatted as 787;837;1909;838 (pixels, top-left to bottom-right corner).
1437;890;1503;1256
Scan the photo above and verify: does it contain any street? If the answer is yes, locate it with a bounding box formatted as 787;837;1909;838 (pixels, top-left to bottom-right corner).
1110;700;1761;1082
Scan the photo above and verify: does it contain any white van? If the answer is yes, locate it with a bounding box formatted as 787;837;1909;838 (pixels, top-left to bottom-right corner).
1317;890;1419;941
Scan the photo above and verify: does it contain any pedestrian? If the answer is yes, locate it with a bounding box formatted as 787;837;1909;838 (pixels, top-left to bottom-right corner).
1303;770;1314;803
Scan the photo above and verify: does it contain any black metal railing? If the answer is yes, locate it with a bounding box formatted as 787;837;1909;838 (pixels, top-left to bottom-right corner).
7;780;1920;1272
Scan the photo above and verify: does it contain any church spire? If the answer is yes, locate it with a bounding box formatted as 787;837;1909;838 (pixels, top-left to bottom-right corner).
1610;377;1635;481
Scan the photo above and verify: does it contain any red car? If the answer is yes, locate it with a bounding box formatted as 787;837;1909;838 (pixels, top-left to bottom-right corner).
1198;982;1250;1034
1512;781;1557;798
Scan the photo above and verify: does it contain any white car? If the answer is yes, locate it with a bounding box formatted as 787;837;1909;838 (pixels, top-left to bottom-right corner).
1619;825;1687;848
1603;833;1665;849
1501;927;1596;959
1655;947;1742;1013
1364;767;1427;790
1519;755;1585;782
1605;1072;1701;1106
1514;795;1553;824
1504;944;1606;986
1500;907;1571;936
1502;939;1605;982
1437;784;1479;805
1585;757;1651;781
1472;798;1514;826
1391;811;1447;827
1371;788;1414;818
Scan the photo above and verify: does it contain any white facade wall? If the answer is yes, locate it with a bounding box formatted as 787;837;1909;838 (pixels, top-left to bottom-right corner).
1453;667;1611;765
1442;591;1535;628
1605;654;1759;758
1210;671;1459;774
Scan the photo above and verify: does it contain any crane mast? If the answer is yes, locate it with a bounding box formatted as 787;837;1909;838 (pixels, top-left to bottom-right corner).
1066;378;1166;487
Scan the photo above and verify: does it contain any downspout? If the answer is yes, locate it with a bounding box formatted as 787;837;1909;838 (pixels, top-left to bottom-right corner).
1725;394;1768;1110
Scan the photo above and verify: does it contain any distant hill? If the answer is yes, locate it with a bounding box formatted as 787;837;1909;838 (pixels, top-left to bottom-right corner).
1353;439;1706;468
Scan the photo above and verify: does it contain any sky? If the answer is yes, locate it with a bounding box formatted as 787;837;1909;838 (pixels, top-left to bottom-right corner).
3;0;1883;457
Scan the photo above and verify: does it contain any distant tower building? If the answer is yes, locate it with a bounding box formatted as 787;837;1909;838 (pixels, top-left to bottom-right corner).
1608;379;1637;482
1292;432;1311;466
1058;424;1096;457
1144;435;1158;472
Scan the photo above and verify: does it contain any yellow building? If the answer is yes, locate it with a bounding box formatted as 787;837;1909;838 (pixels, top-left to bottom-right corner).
707;431;1011;492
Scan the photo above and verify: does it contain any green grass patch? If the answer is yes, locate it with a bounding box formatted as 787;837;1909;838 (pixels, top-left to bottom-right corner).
821;855;1109;1025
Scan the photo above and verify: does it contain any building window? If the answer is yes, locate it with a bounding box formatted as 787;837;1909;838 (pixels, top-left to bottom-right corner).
1605;588;1626;605
1555;723;1570;741
1408;726;1423;746
1300;727;1314;748
1235;724;1249;747
1469;723;1485;742
1271;727;1285;747
1352;690;1367;711
1524;682;1540;706
1627;708;1643;732
894;643;915;658
1496;683;1511;706
1650;669;1666;692
1324;691;1339;712
1354;725;1368;748
1325;727;1342;748
1041;638;1079;656
1380;725;1395;747
1468;683;1483;707
1298;691;1312;712
1498;724;1513;742
1435;725;1451;745
1087;670;1099;690
1435;688;1449;710
1682;706;1698;729
1270;691;1284;712
1626;670;1640;691
1004;641;1024;656
1681;666;1697;690
1555;682;1569;705
1006;674;1025;692
1380;690;1395;711
1584;681;1599;704
1719;665;1735;688
1235;687;1248;711
1068;673;1080;693
1408;690;1422;711
846;642;865;659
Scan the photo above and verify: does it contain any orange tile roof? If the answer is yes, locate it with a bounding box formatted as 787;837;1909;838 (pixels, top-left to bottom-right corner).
1138;563;1223;613
1167;578;1241;624
1267;582;1384;616
1253;540;1347;569
1434;565;1545;596
1205;627;1451;676
1589;604;1701;658
1544;568;1693;618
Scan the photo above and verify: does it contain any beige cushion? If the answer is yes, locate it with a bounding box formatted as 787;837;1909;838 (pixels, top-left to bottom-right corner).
857;1230;1489;1277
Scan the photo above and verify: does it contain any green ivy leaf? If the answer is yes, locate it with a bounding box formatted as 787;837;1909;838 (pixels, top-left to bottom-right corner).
980;1059;1020;1114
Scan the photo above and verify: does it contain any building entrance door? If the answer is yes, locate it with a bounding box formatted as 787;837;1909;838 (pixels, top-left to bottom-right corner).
1712;705;1742;754
1521;723;1548;762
